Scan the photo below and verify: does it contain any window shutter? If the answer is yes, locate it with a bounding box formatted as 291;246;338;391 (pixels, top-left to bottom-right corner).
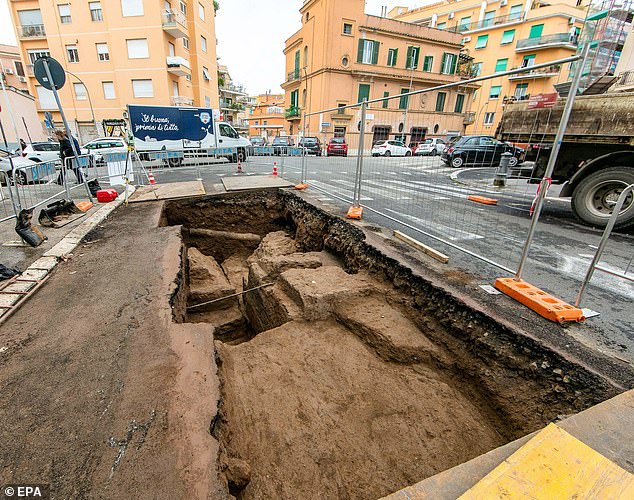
441;53;447;73
357;39;364;63
393;48;398;66
371;41;379;64
413;48;420;69
450;54;457;74
406;46;413;67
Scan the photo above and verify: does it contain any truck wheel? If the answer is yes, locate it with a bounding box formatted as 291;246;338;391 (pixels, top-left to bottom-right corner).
168;157;183;168
571;167;634;230
237;149;246;162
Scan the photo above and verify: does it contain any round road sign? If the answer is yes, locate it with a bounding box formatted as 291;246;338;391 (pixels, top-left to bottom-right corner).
33;57;66;90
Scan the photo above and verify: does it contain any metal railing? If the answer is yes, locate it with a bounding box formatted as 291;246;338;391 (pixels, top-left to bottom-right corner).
19;25;46;38
448;12;525;33
166;56;191;69
285;106;301;119
516;33;577;50
172;96;194;106
508;64;562;79
287;70;301;82
162;9;187;28
616;70;634;86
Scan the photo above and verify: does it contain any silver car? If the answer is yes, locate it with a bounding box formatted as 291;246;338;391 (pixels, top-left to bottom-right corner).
0;150;57;184
414;138;446;156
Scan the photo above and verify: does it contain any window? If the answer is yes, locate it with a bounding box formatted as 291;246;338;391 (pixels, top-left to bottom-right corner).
172;81;179;97
202;67;210;80
514;83;529;98
406;46;420;69
472;62;482;76
103;81;115;99
522;54;536;67
58;4;71;24
205;96;211;107
180;1;187;14
14;61;25;77
501;30;515;45
483;112;495;125
73;83;87;100
36;86;57;109
399;88;409;110
475;35;488;49
529;24;544;39
89;2;103;21
382;91;389;109
509;4;523;21
183;37;189;49
358;84;370;103
66;44;79;63
387;48;398;67
294;50;300;72
201;36;207;53
459;16;471;31
482;11;494;27
455;94;465;113
495;58;508;73
290;89;299;107
18;9;43;26
27;50;50;64
489;85;502;99
436;22;446;30
127;39;149;59
132;79;153;98
96;43;109;61
199;2;205;20
357;39;379;65
423;55;433;72
186;74;192;82
343;23;353;35
441;53;457;75
435;92;446;112
168;42;176;57
121;0;144;17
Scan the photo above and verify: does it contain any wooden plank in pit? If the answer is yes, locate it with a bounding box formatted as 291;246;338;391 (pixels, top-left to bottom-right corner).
393;230;449;264
222;175;293;191
128;180;206;202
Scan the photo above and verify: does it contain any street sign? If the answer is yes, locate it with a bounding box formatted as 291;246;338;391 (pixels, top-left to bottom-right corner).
33;57;66;90
321;122;331;128
528;93;559;109
44;111;54;129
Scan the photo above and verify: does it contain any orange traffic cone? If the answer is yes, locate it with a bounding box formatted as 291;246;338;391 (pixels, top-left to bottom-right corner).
148;170;156;185
237;159;242;173
272;162;278;177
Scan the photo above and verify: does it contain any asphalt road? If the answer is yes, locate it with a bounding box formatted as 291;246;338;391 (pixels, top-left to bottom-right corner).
147;154;634;364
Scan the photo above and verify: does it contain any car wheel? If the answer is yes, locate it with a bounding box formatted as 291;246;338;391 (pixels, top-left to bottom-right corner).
15;170;28;185
168;157;183;168
508;156;519;167
405;151;412;157
431;149;438;156
451;156;465;168
384;150;391;157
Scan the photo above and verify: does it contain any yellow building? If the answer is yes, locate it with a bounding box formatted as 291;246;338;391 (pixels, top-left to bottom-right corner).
281;0;479;148
391;0;586;134
247;93;287;140
9;0;220;143
218;64;249;134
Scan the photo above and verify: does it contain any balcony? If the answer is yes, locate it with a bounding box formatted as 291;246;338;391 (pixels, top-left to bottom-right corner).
220;83;247;95
516;33;578;52
449;13;525;34
287;69;301;83
331;108;353;120
172;96;194;106
285;106;301;120
463;112;476;125
508;64;561;80
162;10;187;38
166;56;191;77
220;100;245;111
19;24;46;39
613;70;634;91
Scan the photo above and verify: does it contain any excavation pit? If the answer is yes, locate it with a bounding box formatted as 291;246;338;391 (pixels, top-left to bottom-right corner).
162;190;626;499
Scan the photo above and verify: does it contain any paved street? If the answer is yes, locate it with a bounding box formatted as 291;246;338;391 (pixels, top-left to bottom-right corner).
143;154;634;363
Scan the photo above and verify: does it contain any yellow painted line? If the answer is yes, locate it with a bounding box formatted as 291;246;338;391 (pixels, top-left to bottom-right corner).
459;423;634;499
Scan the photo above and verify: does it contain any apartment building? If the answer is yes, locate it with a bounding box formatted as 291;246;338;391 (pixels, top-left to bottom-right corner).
1;43;30;93
218;64;249;134
9;0;220;142
391;0;586;134
281;0;478;148
247;93;287;140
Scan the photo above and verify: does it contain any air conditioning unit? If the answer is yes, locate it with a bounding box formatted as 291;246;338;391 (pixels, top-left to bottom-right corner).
4;68;14;74
122;111;129;119
500;0;508;6
463;36;472;43
17;76;26;83
448;12;455;19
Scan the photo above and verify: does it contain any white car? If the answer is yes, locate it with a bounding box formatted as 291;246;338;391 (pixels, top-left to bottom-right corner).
81;137;129;164
371;140;412;157
21;141;61;164
1;150;57;184
414;138;447;156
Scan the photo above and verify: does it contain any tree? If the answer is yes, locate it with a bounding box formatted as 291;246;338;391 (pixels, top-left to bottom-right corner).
214;1;219;12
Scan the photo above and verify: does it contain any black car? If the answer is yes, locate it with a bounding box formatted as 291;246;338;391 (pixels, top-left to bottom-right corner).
441;135;524;168
298;136;322;156
271;136;294;155
249;136;266;147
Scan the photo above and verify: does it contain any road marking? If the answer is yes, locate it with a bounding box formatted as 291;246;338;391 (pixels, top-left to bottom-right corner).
384;208;484;241
309;180;372;201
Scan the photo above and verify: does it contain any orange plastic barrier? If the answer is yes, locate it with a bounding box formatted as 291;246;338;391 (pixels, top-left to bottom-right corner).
468;195;498;205
75;201;94;212
346;206;363;220
494;278;585;324
294;183;308;190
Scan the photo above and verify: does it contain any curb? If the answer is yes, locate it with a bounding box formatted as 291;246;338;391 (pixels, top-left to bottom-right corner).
0;187;135;323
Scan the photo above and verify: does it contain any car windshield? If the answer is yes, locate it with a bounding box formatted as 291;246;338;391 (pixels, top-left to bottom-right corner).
422;139;434;144
331;138;345;144
303;138;318;144
272;137;289;145
375;141;387;146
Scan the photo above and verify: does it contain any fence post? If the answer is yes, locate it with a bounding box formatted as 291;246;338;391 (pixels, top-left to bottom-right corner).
347;101;367;219
301;112;307;184
494;152;512;187
515;43;590;280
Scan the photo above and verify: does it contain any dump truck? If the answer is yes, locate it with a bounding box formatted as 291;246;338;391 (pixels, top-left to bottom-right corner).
497;92;634;229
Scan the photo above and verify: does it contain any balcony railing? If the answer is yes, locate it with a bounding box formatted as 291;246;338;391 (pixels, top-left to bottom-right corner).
463;112;476;125
220;83;247;94
287;69;301;82
166;56;191;76
508;64;562;79
285;106;301;119
172;96;194;106
448;12;525;33
162;9;187;38
516;33;578;51
220;100;245;111
19;24;46;39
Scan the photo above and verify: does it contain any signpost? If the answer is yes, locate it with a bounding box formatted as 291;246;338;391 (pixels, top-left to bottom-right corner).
527;93;559;109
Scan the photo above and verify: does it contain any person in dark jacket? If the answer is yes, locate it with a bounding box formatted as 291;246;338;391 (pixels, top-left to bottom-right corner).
54;130;84;184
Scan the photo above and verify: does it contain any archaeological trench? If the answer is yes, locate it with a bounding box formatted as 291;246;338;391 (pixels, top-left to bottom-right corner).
160;189;632;499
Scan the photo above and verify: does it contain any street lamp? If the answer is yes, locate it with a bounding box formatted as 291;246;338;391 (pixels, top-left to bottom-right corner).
65;69;100;138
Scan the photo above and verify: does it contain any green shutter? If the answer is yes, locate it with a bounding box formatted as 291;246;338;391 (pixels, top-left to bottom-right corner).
423;55;433;72
371;41;379;64
440;53;447;73
489;85;502;98
450;53;457;74
454;94;465;113
475;35;488;49
414;47;420;68
435;92;446;112
501;30;515;44
529;24;544;39
399;88;409;109
382;91;389;109
495;58;508;72
358;84;370;103
357;39;364;63
406;46;413;68
294;50;300;71
393;48;398;66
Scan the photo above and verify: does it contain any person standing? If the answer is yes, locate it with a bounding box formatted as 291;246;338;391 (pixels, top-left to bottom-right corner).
54;130;83;184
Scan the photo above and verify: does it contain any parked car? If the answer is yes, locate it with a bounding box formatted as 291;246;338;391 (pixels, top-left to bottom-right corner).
441;135;525;168
326;137;348;157
271;136;294;155
298;136;322;156
21;141;61;164
371;140;412;157
414;138;447;156
1;149;56;184
249;136;267;147
81;137;128;164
